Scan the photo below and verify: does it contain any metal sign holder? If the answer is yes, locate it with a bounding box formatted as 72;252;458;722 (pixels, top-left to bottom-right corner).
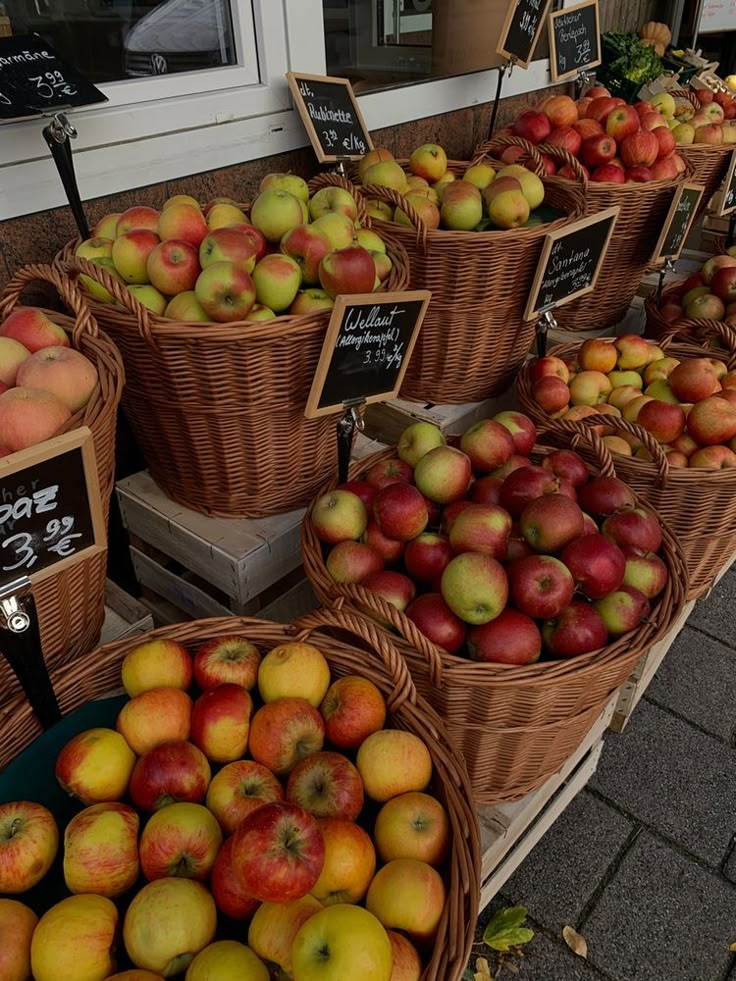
535;307;559;358
655;257;677;305
488;59;515;139
574;68;595;98
337;398;366;483
41;109;89;239
0;576;61;728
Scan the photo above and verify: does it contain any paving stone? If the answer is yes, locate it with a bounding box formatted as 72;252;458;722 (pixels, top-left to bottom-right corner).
590;700;736;866
689;570;736;647
583;831;736;981
474;900;608;980
646;626;736;742
500;791;633;934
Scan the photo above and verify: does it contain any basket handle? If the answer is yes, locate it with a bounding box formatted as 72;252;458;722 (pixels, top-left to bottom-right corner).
63;255;157;347
661;319;736;371
536;142;589;189
0;263;101;344
538;417;617;476
359;183;429;253
552;412;671;486
470;135;546;176
307;171;368;225
293;603;422;713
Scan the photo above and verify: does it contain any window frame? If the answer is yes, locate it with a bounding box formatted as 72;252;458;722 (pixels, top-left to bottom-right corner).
1;0;575;221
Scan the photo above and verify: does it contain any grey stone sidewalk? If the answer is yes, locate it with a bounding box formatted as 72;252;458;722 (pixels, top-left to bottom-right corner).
474;571;736;981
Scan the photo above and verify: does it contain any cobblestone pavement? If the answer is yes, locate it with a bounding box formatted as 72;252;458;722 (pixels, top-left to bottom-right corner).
472;571;736;981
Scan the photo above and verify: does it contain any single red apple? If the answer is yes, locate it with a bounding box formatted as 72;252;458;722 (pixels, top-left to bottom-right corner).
578;476;636;518
508;554;575;618
404;532;453;584
543;600;608;657
602;508;662;553
467;609;541;664
405;593;467;654
560;533;626;599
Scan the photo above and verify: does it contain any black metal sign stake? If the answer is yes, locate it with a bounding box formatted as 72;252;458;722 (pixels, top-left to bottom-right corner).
656;257;676;306
536;308;558;358
42;111;89;240
336;399;365;484
488;60;513;140
0;577;61;729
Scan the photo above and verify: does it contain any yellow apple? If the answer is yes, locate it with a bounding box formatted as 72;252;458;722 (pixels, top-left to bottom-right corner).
207;203;248;230
164;195;201;210
257;642;331;706
55;728;136;805
31;895;118;981
64;802;139;897
121;639;193;696
117;687;193;755
374;791;450;866
185;941;268;980
139;802;222;881
356;730;432;802
248;896;322;976
124;878;217;977
0;899;37;981
366;858;446;944
310;818;376;905
291;904;393;981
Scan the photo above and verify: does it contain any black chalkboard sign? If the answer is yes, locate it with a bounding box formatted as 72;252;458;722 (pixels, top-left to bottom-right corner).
305;291;431;418
0;428;105;589
717;151;736;217
287;72;373;164
548;0;602;82
0;34;107;121
524;206;619;320
497;0;553;68
653;183;705;262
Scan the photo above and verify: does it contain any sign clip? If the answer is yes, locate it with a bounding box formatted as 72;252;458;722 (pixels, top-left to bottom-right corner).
536;308;558;358
656;257;676;305
42;109;89;240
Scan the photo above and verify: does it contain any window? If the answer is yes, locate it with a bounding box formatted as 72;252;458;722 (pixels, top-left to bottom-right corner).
323;0;549;94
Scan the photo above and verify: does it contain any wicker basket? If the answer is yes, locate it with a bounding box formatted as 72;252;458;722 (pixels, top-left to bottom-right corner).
301;423;686;803
0;610;480;981
60;182;410;518
517;330;736;598
642;283;734;342
523;142;689;332
0;264;125;707
669;89;736;215
356;137;587;404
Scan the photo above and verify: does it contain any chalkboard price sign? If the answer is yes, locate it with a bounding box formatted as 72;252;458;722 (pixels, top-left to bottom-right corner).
287;72;373;164
497;0;553;68
0;34;107;121
0;428;105;590
717;150;736;217
305;291;431;418
524;207;619;321
548;0;602;82
652;183;705;262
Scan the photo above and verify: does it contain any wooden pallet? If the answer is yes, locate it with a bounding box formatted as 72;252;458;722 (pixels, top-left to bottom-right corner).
610;552;736;732
477;694;616;911
362;392;518;447
100;580;154;645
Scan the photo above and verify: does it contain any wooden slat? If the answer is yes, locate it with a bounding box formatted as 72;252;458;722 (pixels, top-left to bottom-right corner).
100;580;154;644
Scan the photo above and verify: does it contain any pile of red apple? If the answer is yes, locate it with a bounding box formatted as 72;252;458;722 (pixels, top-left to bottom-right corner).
499;87;686;184
527;335;736;469
354;144;548;232
654;252;736;326
0;635;451;980
75;173;392;323
311;410;669;664
0;308;99;457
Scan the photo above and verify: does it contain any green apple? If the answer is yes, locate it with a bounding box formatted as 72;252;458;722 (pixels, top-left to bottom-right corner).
607;370;644;389
128;284;167;315
252;254;302;312
644;380;679;403
311;213;355;251
440;552;508;625
291;904;392;981
463;161;496;190
308;187;358;222
355;228;386;254
259;172;309;203
75;237;113;261
290;289;334;315
164;291;210;322
78;257;124;304
250;190;308;243
397;422;446;467
362;160;408;192
245;304;276;322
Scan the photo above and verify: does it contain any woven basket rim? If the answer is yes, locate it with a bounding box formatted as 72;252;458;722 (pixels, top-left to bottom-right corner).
301;432;688;689
0;610;481;981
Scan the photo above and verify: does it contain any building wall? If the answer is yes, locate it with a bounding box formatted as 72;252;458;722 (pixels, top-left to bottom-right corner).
0;87;567;292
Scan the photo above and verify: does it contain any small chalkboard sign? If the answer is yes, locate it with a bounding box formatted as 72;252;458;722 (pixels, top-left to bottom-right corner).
548;0;602;82
287;72;373;164
652;182;705;262
305;290;431;418
524;206;619;321
497;0;553;69
717;150;736;217
0;428;105;590
0;34;107;121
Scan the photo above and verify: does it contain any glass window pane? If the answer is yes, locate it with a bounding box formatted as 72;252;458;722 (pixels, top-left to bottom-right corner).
3;1;237;83
323;0;547;94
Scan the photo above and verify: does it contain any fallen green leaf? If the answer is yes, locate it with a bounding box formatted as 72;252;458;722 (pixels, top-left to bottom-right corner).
484;906;535;952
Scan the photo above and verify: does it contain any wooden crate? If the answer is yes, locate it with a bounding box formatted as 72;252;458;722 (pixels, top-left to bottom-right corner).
610;552;736;732
100;580;154;645
477;694;616;911
362;392;518;447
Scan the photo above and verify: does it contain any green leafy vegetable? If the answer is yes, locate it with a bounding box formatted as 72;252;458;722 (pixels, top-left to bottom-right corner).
603;31;663;84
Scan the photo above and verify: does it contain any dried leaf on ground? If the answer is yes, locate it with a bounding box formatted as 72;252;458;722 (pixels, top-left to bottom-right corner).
563;925;588;959
474;955;493;980
729;942;736;952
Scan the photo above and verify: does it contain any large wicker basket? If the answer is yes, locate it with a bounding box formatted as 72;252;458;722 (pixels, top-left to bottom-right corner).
301;422;686;803
642;283;733;342
670;89;735;215
517;328;736;598
60;181;410;518
0;609;480;981
524;142;689;332
0;264;124;707
357;137;587;403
